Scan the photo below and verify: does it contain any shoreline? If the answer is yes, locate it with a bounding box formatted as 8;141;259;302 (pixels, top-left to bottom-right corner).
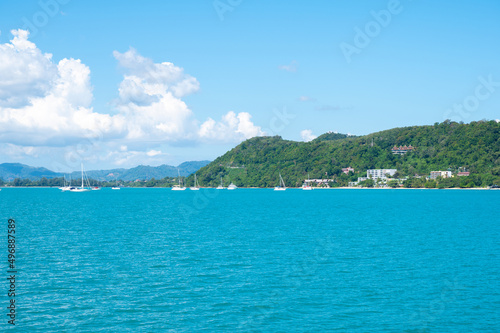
0;186;496;190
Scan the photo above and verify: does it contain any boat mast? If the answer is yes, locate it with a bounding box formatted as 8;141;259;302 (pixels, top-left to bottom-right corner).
81;163;84;189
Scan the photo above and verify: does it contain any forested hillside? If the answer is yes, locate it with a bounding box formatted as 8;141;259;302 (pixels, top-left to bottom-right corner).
189;120;500;188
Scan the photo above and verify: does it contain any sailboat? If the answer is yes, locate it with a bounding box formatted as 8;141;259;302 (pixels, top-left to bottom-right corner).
302;173;313;190
274;173;286;191
190;174;200;190
172;169;186;191
70;164;90;192
227;182;238;190
59;175;72;191
112;177;121;190
216;176;225;189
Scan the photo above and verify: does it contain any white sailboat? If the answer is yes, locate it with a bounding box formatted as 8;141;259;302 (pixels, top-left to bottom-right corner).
172;169;186;191
216;176;225;189
112;177;121;190
190;174;200;190
59;175;72;191
70;164;90;192
302;174;313;190
274;173;286;191
227;182;237;190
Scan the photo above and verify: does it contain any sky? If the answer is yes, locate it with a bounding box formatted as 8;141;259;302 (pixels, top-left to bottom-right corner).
0;0;499;172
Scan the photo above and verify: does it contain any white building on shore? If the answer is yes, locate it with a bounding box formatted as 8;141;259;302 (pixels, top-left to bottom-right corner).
430;171;452;179
367;169;397;180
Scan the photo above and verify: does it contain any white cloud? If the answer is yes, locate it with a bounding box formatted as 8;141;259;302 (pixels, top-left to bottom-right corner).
278;60;298;72
146;149;162;157
0;29;125;146
112;48;264;145
0;29;57;107
300;129;317;142
113;48;199;99
199;111;265;142
0;30;265;168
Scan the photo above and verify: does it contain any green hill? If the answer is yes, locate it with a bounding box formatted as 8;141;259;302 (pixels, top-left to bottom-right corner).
188;120;500;188
0;163;60;181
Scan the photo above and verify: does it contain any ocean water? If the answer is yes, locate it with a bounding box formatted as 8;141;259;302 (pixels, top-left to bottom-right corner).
1;188;499;332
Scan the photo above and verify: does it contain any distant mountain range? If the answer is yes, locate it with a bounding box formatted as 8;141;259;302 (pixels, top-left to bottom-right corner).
0;161;211;182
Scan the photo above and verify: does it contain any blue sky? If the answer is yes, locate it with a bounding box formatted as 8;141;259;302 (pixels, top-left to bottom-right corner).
0;0;499;171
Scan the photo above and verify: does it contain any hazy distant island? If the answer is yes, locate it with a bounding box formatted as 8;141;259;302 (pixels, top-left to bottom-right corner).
1;120;499;189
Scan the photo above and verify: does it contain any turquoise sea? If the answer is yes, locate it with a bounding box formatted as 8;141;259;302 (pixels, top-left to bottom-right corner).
1;188;499;332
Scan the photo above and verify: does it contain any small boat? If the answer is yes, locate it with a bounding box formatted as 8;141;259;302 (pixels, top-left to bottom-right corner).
70;164;90;192
274;173;286;191
302;173;313;190
60;175;72;191
111;187;121;190
227;182;237;190
92;186;101;190
302;183;313;190
172;169;186;191
216;176;225;190
190;174;200;190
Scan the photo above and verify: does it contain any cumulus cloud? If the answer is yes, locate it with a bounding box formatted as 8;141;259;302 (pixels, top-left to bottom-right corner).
199;111;265;142
113;48;200;99
0;29;57;107
0;30;265;167
300;129;317;142
111;48;265;144
0;29;125;146
111;48;204;143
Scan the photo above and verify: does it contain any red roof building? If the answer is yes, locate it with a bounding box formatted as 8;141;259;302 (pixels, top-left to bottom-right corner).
391;145;415;155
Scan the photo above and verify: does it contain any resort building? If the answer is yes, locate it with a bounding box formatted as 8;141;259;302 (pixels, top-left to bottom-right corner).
367;169;397;180
305;179;334;184
430;171;452;179
342;167;354;174
391;145;415;155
